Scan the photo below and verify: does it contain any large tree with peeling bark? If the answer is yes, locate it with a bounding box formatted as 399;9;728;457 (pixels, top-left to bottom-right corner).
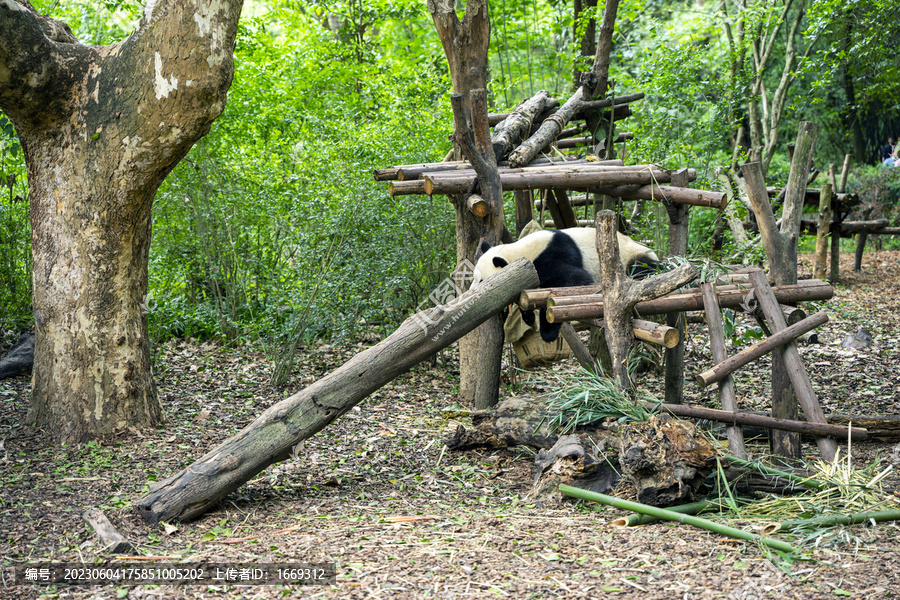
0;0;243;443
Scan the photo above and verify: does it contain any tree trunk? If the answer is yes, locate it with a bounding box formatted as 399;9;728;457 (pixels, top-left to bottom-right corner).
0;0;243;443
428;0;505;409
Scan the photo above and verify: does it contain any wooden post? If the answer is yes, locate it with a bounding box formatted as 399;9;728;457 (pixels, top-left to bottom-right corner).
830;209;841;282
854;231;868;272
664;169;690;404
742;121;819;462
514;190;534;236
135;259;540;524
595;211;697;387
813;182;832;279
700;283;746;459
748;271;837;462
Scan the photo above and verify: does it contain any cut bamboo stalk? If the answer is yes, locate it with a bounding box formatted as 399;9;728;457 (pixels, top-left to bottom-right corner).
611;499;716;527
545;281;834;322
748;271;838;461
696;311;829;388
701;283;746;458
764;510;900;535
558;485;796;554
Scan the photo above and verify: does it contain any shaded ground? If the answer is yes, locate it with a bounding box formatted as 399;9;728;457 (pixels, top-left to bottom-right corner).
2;251;900;599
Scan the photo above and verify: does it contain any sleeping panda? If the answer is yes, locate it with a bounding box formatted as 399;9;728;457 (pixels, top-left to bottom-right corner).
472;227;660;343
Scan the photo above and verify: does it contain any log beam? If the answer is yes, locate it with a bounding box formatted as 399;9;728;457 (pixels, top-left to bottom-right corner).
696;311;828;388
544;281;833;322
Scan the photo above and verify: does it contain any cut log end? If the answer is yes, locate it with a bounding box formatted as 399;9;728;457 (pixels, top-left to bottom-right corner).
83;508;133;554
466;194;490;217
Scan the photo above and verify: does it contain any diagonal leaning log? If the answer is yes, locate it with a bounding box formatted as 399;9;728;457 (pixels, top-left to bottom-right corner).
135;259;539;524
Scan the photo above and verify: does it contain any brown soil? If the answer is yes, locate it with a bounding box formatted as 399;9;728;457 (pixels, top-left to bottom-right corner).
2;251;900;599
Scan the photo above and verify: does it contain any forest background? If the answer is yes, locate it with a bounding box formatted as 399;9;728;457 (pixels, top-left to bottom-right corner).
1;0;899;359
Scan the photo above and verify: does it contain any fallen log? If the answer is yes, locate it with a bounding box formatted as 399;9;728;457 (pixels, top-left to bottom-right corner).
83;508;133;554
870;227;900;235
544;281;834;322
695;311;829;388
135;259;540;524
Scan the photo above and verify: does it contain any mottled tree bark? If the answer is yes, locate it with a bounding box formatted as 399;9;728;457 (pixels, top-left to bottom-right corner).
0;0;243;443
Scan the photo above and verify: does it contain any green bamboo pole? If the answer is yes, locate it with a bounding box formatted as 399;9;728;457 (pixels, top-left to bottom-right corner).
559;484;796;554
777;509;900;532
610;499;715;527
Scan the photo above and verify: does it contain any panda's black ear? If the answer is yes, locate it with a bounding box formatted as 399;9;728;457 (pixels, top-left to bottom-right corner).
492;257;509;269
475;240;492;261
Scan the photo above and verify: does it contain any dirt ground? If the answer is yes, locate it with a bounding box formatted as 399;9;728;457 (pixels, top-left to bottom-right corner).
2;251;900;599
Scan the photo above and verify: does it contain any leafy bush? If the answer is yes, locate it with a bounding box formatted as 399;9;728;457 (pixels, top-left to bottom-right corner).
845;165;900;224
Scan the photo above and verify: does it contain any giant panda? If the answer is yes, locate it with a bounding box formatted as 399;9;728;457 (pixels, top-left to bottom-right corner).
472;227;660;343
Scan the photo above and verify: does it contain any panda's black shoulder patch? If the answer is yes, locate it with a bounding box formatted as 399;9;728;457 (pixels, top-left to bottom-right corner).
532;230;591;288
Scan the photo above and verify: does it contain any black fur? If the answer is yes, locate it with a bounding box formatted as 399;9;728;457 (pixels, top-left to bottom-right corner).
627;257;662;280
532;232;594;343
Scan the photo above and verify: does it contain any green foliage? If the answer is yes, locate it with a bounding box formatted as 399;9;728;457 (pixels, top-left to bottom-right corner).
0;114;31;330
149;9;454;343
845;165;900;224
542;368;658;434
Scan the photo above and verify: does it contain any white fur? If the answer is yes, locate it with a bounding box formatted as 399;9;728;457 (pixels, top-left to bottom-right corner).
473;227;658;283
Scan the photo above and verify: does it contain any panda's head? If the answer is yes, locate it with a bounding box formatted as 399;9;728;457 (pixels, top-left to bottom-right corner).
472;240;509;284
